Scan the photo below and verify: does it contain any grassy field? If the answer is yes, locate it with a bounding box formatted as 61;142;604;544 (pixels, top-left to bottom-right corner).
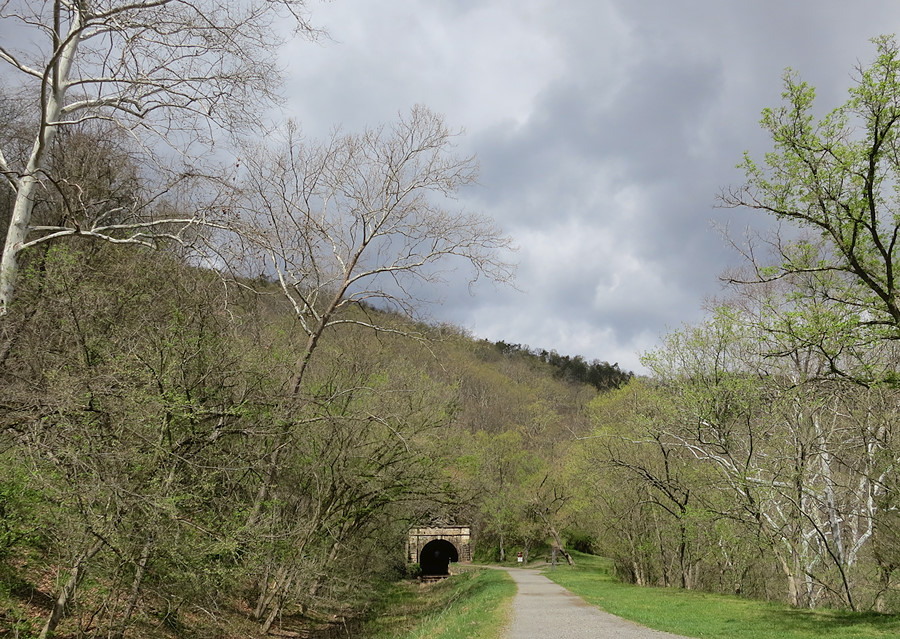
542;552;900;639
362;567;516;639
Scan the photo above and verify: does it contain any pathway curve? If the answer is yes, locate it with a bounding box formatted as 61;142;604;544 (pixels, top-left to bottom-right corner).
503;568;692;639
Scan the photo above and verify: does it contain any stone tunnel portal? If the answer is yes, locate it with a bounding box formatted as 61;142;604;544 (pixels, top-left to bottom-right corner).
419;539;459;576
407;525;471;576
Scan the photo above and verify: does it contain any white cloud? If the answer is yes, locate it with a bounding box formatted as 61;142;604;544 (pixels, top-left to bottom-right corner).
282;0;568;134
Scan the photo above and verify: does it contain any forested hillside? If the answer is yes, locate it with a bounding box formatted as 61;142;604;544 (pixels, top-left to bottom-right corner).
0;240;616;637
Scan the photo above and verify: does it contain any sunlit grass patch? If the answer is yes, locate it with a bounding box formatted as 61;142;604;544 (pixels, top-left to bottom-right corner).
544;552;900;639
365;568;515;639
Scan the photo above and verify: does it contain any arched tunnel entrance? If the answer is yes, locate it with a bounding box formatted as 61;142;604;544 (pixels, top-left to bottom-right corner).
407;525;471;575
420;539;459;576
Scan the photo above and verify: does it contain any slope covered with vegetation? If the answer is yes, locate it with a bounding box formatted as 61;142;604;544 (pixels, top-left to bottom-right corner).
0;240;609;637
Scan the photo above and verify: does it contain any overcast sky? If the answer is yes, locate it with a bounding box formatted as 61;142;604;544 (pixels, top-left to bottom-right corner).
280;1;899;372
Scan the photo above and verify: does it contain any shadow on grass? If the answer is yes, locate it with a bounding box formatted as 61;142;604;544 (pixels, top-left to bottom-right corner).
759;607;899;636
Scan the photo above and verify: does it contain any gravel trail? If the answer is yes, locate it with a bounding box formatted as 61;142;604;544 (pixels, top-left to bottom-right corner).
503;568;693;639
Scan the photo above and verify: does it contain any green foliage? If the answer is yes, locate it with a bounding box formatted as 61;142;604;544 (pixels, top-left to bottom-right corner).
565;529;597;554
0;468;41;560
492;340;633;391
406;563;423;579
725;34;900;383
577;296;900;608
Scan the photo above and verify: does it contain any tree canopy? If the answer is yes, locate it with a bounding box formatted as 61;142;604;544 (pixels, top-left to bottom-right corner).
722;34;900;383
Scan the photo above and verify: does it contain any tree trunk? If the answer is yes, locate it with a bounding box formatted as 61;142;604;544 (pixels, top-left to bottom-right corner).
679;524;691;589
0;4;79;316
547;526;574;566
537;509;574;566
110;539;153;639
309;538;343;599
1;176;36;315
259;573;294;635
38;539;103;639
874;561;893;613
632;560;645;586
776;551;801;607
254;564;288;621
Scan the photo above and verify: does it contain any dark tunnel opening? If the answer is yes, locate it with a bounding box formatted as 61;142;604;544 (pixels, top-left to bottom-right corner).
419;539;459;576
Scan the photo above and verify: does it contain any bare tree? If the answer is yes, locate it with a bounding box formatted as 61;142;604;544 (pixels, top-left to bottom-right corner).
225;106;515;531
0;0;317;315
231;106;515;396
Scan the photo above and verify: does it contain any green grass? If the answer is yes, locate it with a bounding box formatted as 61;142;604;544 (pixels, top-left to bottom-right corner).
363;567;516;639
543;552;900;639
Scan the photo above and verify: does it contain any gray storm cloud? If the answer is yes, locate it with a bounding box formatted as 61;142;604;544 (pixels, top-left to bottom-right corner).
280;0;900;372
